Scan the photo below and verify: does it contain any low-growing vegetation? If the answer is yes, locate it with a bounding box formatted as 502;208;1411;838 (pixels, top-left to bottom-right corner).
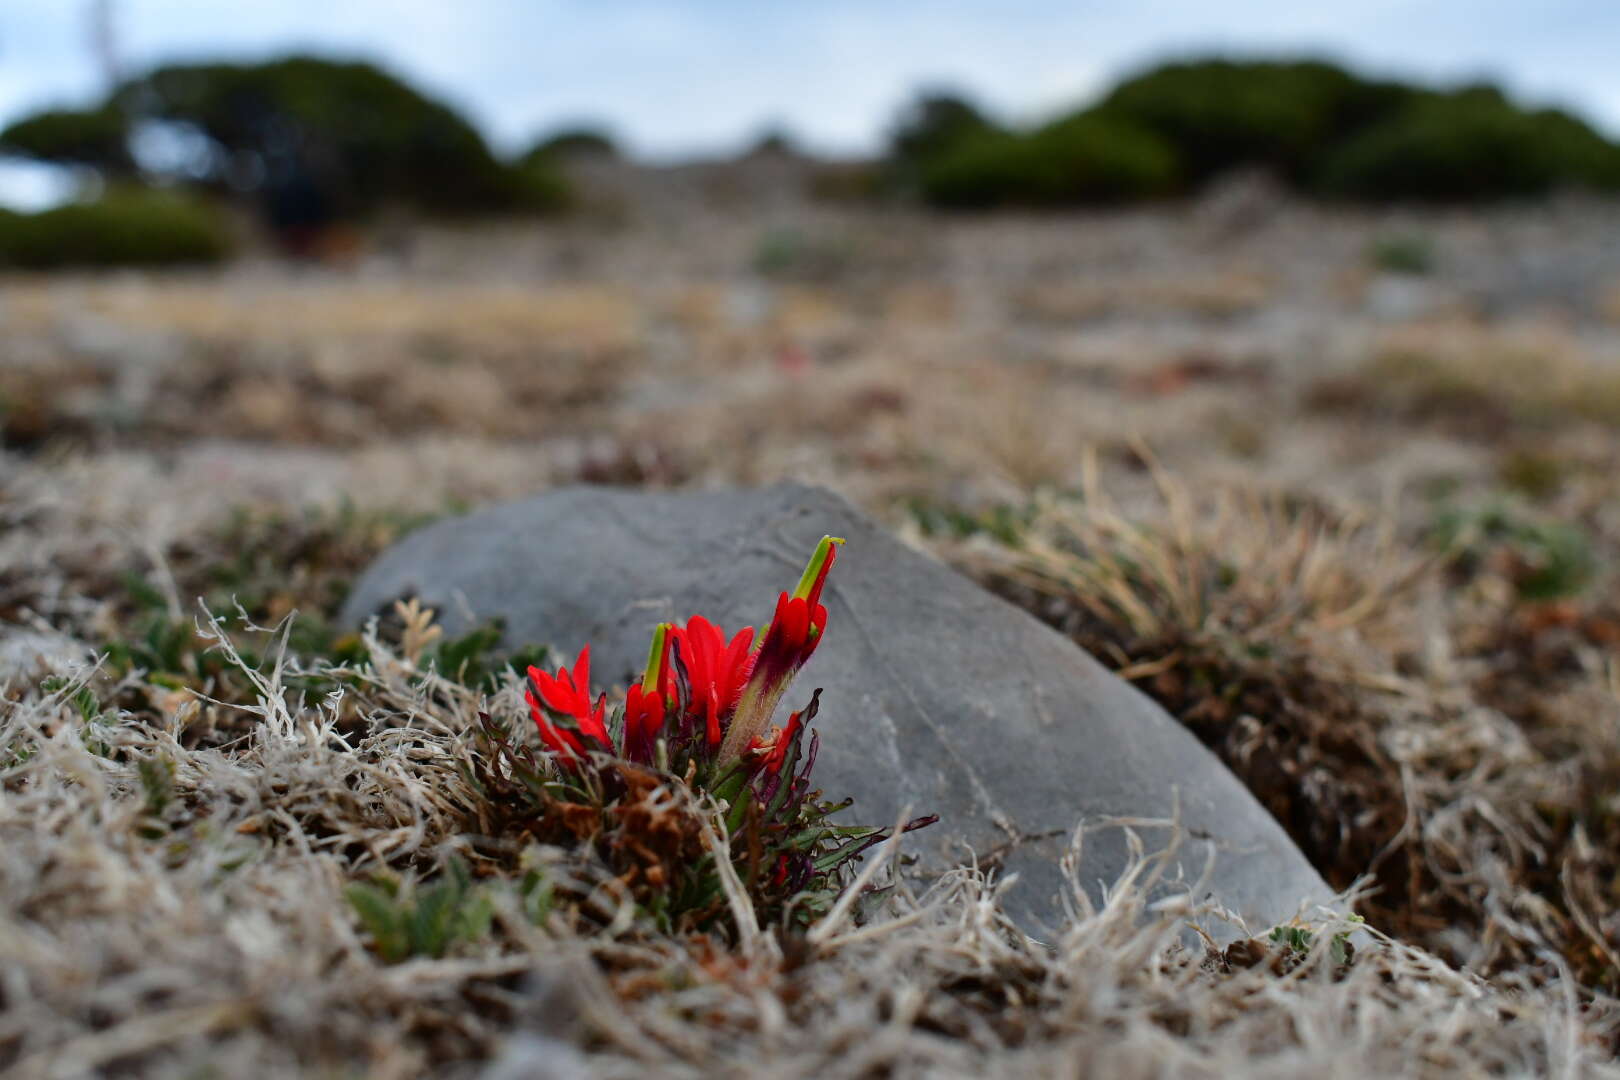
4;467;1613;1074
1310;323;1620;434
937;461;1620;992
0;188;231;269
4;180;1620;1074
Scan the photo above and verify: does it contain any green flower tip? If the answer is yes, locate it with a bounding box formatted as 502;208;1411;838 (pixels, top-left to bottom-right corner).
791;535;846;602
640;622;670;694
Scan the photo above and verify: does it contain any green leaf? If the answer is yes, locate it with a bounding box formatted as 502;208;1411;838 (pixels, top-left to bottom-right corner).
346;883;409;962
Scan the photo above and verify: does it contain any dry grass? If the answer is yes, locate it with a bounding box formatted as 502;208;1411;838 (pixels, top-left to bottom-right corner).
941;453;1620;992
6;195;1620;1073
3;609;1614;1077
1011;267;1273;324
1309;318;1620;434
3;435;1618;1076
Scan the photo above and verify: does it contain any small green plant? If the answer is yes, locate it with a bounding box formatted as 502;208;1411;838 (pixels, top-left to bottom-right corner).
1269;914;1364;965
1431;500;1596;601
424;621;548;693
903;495;1034;546
1369;233;1433;275
137;755;177;817
40;674;101;725
751;226;854;281
346;856;494;963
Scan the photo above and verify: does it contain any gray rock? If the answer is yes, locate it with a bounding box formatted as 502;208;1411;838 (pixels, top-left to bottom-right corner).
342;483;1333;936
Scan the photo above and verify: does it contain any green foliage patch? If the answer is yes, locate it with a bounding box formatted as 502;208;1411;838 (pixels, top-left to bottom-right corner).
0;106;134;173
0;188;231;269
1430;500;1597;602
347;857;495;963
903;58;1620;206
921;112;1177;208
1319;89;1620;201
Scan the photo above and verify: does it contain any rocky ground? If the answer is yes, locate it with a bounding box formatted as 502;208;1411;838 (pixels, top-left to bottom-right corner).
3;182;1620;1075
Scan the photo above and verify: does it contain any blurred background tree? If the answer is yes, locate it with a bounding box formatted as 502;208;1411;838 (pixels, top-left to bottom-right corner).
897;57;1620;209
0;53;570;265
0;106;136;178
5;44;1620;267
888;91;1000;171
1092;59;1416;187
522;125;620;164
111;57;566;218
1316;86;1620;200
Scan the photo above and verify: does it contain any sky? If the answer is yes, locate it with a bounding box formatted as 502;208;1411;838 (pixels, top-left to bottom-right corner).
2;1;1619;207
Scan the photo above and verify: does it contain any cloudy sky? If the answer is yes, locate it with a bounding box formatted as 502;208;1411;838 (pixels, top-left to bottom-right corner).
2;0;1618;203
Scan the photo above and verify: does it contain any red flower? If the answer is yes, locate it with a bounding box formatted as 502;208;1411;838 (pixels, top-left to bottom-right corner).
618;622;676;764
755;705;806;777
622;683;665;764
759;535;839;667
670;615;756;749
526;645;609;764
721;535;843;763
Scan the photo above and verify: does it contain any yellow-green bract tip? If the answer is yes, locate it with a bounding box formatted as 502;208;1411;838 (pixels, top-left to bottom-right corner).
791;535;846;600
640;622;670;693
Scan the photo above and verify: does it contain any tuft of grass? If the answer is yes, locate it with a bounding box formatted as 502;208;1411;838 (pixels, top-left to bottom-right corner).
934;452;1620;990
940;456;1422;921
1310;321;1620;434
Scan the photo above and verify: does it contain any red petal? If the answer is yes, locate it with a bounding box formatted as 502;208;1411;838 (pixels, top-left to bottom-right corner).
530;667;571;716
572;644;592;697
803;603;830;658
705;689;722;748
782;597;810;651
805;541;838;609
528;688;585;762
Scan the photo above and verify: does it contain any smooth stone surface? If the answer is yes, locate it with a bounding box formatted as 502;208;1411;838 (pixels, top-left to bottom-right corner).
343;483;1333;936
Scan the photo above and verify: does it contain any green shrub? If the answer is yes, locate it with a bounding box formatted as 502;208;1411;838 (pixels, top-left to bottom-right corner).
521;126;618;164
1317;89;1620;201
889;91;1001;168
1532;107;1620;189
0;188;231;269
919;56;1620;206
0;106;134;174
495;159;573;214
1097;58;1414;186
112;56;563;217
921;111;1177;208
